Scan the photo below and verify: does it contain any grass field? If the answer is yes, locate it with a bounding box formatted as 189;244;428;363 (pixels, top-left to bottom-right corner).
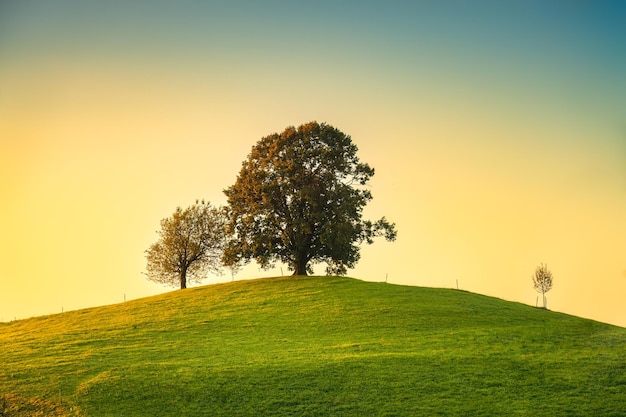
1;276;625;416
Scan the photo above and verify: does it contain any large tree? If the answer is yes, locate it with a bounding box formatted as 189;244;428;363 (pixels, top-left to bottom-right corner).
145;200;226;289
223;121;396;276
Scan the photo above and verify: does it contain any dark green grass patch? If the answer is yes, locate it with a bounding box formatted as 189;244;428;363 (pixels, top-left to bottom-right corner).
1;276;625;416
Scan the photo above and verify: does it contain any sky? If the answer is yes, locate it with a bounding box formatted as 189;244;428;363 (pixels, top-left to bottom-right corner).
1;1;625;327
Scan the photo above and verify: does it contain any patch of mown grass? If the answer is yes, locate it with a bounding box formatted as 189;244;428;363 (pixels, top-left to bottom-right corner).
1;276;625;416
0;393;79;417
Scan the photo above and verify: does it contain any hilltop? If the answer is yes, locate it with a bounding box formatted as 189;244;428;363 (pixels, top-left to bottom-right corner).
1;276;625;416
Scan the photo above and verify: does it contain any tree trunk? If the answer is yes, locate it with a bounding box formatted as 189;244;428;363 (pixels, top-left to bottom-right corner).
292;257;308;276
179;267;188;289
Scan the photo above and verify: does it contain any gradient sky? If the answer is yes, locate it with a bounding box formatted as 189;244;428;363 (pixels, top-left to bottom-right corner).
1;1;625;326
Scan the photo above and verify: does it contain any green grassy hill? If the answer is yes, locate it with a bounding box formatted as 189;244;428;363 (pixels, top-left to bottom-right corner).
1;276;625;416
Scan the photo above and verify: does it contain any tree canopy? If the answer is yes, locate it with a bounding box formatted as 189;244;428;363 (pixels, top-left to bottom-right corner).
223;121;396;276
145;200;226;289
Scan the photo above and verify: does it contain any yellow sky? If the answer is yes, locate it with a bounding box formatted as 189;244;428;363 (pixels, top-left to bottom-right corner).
1;2;625;326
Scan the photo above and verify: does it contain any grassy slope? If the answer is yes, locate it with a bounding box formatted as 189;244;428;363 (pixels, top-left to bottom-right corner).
1;276;625;416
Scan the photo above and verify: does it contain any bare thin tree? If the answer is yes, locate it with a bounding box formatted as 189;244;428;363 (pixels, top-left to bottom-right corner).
532;263;553;309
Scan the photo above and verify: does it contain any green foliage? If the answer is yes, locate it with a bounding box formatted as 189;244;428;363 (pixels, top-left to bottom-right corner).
1;277;624;416
145;200;226;289
223;122;396;275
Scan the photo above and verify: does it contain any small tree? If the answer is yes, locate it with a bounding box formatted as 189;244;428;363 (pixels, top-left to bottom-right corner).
532;263;553;309
145;200;226;289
